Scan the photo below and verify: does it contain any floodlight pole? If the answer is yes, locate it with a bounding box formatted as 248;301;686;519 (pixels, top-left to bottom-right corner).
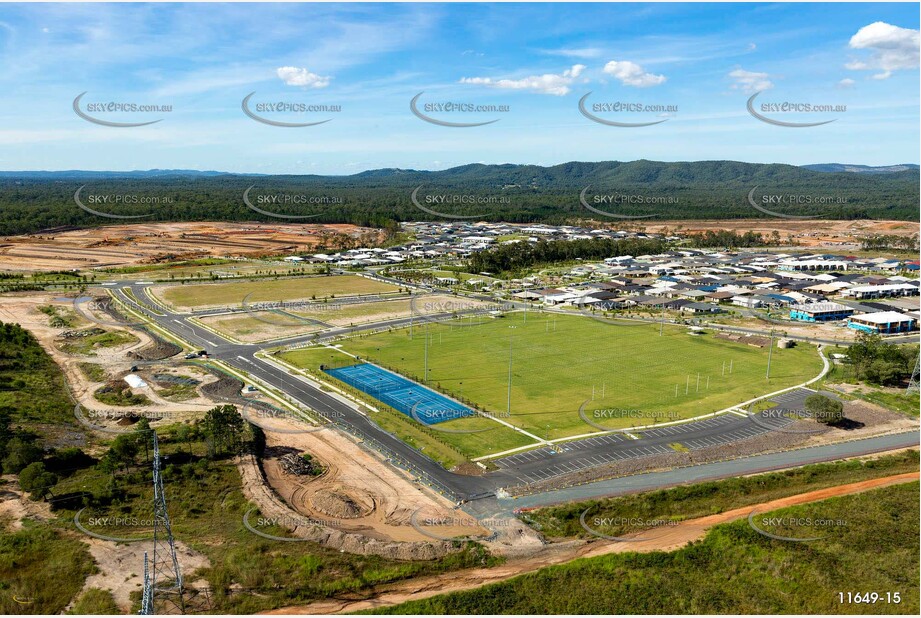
423;322;429;383
766;328;775;380
506;337;513;416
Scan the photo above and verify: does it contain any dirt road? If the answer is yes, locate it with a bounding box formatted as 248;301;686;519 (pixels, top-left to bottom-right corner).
265;471;919;615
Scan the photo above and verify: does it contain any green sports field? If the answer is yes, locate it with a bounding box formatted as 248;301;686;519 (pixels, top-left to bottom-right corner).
282;312;825;458
154;275;400;309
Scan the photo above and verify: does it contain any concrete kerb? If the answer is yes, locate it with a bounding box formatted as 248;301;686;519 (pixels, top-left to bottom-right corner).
105;289;193;352
501;430;919;503
185;314;244;345
241;354;461;504
261;351;381;414
138;285;174;315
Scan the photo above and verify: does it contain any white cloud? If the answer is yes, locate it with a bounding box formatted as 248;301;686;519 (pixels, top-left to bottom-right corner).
276;66;331;88
846;21;919;80
459;64;586;96
837;78;855;89
544;47;604;59
746;43;757;52
602;60;666;87
728;68;773;93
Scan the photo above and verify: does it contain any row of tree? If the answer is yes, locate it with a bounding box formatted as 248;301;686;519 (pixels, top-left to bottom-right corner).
844;333;918;386
466;237;668;275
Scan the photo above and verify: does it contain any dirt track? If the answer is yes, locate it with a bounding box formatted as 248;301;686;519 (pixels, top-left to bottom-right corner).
250;413;484;545
265;471;919;615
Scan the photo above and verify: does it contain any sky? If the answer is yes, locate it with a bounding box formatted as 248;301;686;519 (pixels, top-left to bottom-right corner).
0;2;918;174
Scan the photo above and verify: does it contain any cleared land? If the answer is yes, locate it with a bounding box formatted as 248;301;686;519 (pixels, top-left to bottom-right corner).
155;275;400;310
637;218;918;250
0;222;373;272
282;312;825;457
102;257;321;281
196;311;322;343
199;295;481;343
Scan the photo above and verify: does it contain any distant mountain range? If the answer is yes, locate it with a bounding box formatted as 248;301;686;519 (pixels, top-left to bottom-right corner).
0;161;917;180
0;169;239;179
801;163;920;174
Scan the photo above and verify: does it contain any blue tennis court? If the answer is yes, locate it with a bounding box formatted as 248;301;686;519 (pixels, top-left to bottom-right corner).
323;363;473;425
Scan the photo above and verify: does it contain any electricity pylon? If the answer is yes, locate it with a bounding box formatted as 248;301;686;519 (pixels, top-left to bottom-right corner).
908;351;920;393
139;432;184;615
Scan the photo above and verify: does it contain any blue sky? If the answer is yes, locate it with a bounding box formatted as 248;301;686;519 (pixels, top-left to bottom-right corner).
0;2;917;173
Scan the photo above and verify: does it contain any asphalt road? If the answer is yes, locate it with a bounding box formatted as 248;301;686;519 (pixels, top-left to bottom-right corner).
495;429;920;514
493;388;814;486
99;281;918;505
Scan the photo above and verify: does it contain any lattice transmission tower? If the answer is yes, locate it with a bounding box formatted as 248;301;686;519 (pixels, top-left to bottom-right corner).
908;351;920;393
139;431;184;615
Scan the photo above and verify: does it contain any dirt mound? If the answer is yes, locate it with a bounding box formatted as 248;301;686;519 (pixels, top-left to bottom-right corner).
200;376;244;401
310;488;373;519
278;452;323;476
127;335;181;361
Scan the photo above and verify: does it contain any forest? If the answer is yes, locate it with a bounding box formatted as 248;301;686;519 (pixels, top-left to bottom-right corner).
0;160;916;235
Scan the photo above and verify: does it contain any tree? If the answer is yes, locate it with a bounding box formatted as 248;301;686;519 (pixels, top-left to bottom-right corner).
200;405;244;457
845;333;915;386
804;394;844;425
109;434;139;474
2;436;43;474
97;451;119;483
0;406;13;452
175;424;194;453
134;418;152;463
18;462;58;501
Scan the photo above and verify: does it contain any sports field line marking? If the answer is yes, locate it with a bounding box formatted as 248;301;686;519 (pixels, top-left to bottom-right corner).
325;354;552;446
479;345;831;461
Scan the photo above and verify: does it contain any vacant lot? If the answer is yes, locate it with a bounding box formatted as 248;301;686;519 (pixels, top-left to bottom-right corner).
199;297;471;343
283;313;824;456
0;222;373;273
197;311;322;343
155;275;400;310
102;257;321;281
